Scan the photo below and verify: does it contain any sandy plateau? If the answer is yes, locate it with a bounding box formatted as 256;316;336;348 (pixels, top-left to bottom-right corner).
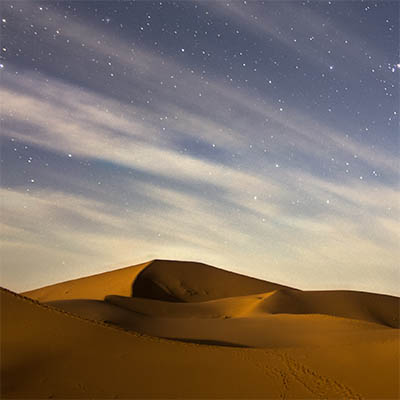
2;259;399;398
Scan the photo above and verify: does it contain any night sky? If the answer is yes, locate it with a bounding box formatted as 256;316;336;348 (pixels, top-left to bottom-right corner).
1;1;399;295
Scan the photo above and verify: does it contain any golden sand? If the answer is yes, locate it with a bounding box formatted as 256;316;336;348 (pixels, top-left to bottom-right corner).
2;260;399;398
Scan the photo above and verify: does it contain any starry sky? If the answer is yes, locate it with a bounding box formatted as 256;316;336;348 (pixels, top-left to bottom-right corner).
1;1;399;295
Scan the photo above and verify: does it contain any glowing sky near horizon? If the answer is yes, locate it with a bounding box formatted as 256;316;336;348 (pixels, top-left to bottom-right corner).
1;1;399;295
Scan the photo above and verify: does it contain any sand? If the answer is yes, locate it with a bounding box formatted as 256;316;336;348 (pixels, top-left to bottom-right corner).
22;259;294;302
2;259;399;398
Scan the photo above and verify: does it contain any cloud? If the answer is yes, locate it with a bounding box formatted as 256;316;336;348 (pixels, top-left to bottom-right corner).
1;161;399;295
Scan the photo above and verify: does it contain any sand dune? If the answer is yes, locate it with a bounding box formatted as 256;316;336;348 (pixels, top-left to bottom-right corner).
104;288;399;327
23;259;293;302
0;288;287;398
3;259;400;398
254;288;399;328
47;296;397;349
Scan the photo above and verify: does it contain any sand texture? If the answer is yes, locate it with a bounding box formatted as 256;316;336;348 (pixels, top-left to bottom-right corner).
2;259;399;398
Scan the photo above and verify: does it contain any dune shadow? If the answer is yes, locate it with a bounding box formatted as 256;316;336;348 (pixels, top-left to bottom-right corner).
130;264;181;302
160;337;251;348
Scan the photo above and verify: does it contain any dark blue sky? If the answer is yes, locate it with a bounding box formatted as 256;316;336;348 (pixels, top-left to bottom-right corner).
1;1;399;295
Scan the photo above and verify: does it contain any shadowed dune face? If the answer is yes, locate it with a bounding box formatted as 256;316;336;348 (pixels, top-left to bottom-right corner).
8;259;400;398
130;259;294;302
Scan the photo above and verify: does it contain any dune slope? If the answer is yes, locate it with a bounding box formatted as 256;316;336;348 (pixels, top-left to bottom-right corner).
255;288;400;328
47;296;397;349
22;261;151;301
44;288;398;351
0;287;283;398
104;287;400;327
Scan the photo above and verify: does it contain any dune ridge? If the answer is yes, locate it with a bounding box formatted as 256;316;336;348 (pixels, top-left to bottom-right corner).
3;259;400;398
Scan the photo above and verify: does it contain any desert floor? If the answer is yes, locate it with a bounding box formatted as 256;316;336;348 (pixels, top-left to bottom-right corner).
2;259;399;398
